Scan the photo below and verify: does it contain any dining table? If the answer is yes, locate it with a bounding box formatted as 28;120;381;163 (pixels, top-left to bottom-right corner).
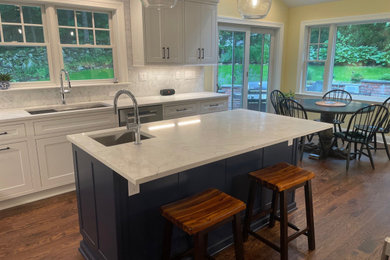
297;98;372;159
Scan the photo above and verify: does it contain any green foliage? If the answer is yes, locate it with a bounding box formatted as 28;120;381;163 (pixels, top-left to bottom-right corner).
0;46;49;82
351;71;364;83
381;73;390;81
283;90;295;99
0;73;11;81
334;22;390;67
217;64;269;86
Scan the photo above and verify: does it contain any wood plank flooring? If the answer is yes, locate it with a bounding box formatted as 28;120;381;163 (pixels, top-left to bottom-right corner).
1;149;390;260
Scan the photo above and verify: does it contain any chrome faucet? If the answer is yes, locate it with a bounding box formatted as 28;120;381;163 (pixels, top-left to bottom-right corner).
60;69;71;104
113;90;142;145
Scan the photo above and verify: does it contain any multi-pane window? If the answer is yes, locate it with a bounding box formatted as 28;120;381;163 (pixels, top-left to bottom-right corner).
304;27;329;93
0;4;50;82
303;21;390;99
56;9;114;81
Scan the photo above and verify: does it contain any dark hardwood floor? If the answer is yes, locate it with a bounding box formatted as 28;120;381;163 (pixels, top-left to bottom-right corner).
1;148;390;260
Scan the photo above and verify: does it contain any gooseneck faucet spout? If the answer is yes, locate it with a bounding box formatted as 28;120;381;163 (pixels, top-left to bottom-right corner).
60;69;71;105
113;90;141;145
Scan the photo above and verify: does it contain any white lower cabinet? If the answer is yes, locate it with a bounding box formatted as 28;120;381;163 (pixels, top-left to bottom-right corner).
0;141;33;200
36;135;74;188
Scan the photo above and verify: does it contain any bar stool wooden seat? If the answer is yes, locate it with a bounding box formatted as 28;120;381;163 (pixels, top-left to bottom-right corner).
161;188;246;260
243;162;316;260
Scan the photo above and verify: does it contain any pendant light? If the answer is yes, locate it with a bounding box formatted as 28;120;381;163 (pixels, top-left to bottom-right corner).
237;0;272;19
140;0;178;8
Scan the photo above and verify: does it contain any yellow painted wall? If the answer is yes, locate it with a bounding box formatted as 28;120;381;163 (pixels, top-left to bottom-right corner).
284;0;390;93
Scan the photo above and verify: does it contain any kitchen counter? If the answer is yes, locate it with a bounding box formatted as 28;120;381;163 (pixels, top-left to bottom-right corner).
68;109;332;192
69;109;332;260
0;92;228;124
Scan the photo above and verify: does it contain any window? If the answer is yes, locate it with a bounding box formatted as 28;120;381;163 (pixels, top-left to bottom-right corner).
0;2;125;85
0;4;50;82
304;27;329;93
57;9;114;80
302;19;390;99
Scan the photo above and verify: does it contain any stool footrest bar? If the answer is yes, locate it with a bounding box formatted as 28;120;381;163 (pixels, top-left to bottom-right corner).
288;228;309;242
248;230;281;252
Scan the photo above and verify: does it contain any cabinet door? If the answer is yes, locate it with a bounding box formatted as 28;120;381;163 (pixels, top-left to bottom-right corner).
36;136;74;188
200;3;217;64
162;1;183;64
184;1;202;64
0;141;33;200
144;7;164;63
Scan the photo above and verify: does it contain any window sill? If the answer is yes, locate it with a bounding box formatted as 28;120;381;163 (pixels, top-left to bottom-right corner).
295;92;386;104
0;82;131;92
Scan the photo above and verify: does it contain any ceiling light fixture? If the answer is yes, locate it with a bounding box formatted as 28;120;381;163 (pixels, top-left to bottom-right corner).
140;0;178;9
237;0;272;19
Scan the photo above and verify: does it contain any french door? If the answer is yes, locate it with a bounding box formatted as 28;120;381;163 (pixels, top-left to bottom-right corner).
217;26;274;112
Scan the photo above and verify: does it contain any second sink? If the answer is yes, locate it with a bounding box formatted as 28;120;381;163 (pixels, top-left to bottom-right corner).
26;102;109;115
92;131;153;146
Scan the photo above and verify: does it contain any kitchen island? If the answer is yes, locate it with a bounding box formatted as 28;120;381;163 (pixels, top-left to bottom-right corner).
67;109;331;260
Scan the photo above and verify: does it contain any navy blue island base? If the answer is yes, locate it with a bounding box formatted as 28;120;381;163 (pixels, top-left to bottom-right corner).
72;139;299;260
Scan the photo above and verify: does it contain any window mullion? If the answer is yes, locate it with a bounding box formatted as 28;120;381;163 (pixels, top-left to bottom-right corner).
323;24;337;94
45;5;63;85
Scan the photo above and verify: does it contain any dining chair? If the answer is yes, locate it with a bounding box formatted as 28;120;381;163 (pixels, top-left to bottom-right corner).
333;104;389;171
323;89;352;132
270;90;285;115
280;98;319;161
372;97;390;160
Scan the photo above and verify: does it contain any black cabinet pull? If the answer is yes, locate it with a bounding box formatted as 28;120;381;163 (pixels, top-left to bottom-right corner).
176;108;188;112
202;48;205;59
209;104;219;107
0;131;7;135
162;47;166;59
167;47;170;59
198;48;201;59
0;147;10;152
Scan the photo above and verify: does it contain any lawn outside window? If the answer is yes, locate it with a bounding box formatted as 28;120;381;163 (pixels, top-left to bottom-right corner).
0;0;127;88
298;14;390;101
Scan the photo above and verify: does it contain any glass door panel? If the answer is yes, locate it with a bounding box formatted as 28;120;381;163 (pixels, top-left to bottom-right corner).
247;33;271;112
217;30;246;109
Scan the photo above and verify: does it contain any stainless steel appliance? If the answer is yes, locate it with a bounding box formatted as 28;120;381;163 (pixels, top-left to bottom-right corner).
118;105;163;127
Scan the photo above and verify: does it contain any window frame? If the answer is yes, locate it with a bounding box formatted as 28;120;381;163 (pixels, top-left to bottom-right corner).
0;0;128;88
297;13;390;102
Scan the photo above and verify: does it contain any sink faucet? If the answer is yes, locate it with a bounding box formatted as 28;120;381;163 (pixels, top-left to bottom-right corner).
60;69;71;105
113;90;141;145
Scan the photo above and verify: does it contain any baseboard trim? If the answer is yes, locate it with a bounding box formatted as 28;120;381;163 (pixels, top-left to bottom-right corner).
0;184;75;211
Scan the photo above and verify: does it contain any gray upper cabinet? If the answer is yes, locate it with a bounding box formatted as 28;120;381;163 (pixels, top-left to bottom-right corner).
131;0;218;66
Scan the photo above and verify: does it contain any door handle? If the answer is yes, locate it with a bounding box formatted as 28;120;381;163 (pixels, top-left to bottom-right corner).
162;47;166;59
202;48;204;59
198;48;201;59
167;47;170;59
0;147;10;152
0;131;7;135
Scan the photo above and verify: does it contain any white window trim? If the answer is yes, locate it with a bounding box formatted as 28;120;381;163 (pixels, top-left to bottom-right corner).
1;0;128;89
296;12;390;102
215;16;284;112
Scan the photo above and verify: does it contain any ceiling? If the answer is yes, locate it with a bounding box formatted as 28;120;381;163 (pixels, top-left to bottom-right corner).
282;0;341;7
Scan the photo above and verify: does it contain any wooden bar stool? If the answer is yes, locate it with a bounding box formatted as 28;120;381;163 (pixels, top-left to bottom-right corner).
161;188;246;260
243;162;316;260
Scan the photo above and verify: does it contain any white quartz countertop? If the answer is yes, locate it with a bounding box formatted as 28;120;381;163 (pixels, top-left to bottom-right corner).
67;109;332;193
0;92;228;124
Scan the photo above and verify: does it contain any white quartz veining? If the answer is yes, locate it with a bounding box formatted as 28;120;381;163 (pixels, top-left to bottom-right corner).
67;109;333;192
0;92;228;124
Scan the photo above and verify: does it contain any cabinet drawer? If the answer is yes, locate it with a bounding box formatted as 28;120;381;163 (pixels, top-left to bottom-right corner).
199;99;228;114
34;113;116;136
164;102;199;119
0;123;26;142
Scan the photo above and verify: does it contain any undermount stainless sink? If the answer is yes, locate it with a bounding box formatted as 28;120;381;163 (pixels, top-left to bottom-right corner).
26;102;109;115
92;131;153;146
